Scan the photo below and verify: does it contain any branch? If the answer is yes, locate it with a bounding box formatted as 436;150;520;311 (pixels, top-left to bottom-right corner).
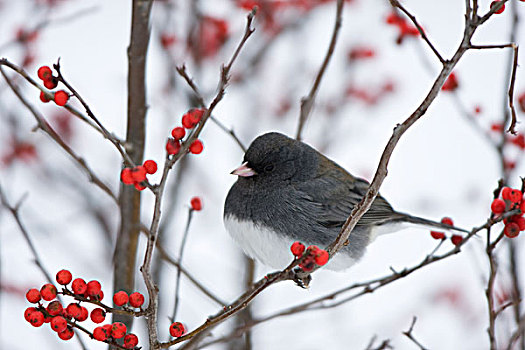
389;0;445;64
296;0;344;140
0;66;118;202
402;317;429;350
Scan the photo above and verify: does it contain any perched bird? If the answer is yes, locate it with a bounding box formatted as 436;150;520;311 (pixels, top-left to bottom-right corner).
224;132;465;271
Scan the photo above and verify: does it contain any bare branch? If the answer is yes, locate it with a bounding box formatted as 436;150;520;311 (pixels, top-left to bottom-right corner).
389;0;445;64
402;317;429;350
296;0;344;140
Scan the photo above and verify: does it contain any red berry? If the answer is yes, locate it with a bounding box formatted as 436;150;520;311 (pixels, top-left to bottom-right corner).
166;138;181;155
451;234;463;246
441;217;454;226
129;292;145;308
430;231;445;240
491;123;503;132
520;200;525;214
90;308;106;323
134;182;146;191
65;303;82;319
40;91;51;103
43;77;58;89
111;322;127;339
510;134;525;149
40;283;57;301
171;126;186;140
182;108;205;128
143;160;157;175
474;105;482;114
290;241;305;257
24;307;37;321
58;327;75;340
160;33;177;49
37;66;52;80
71;278;87;295
76;306;88;322
190;196;203;211
56;269;72;285
189;139;204;154
491;198;507;214
504;222;520;238
29;310;45;327
47;300;63;316
442;72;459;91
490;1;505;14
86;280;102;297
515;216;525;231
113;291;129;306
90;290;104;301
93;326;110;341
124;333;139;348
26;288;41;303
51;316;68;333
54;90;69;106
130;166;147;183
508;189;523;204
121;168;135;185
169;322;186;338
314;249;329;266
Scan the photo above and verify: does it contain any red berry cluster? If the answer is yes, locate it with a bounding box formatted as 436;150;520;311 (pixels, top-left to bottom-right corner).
429;217;463;246
121;159;158;191
491;187;525;238
347;46;375;61
37;65;69;106
166;109;205;156
290;242;329;271
385;12;420;45
23;269;142;349
169;321;187;338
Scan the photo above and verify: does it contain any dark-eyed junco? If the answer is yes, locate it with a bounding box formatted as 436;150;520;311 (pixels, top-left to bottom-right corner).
224;132;466;271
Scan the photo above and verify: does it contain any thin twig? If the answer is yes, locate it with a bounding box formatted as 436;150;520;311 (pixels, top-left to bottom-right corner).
0;66;118;202
389;0;445;64
296;0;344;140
171;208;195;323
402;317;429;350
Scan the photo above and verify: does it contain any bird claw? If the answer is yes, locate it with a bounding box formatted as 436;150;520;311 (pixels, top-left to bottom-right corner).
292;267;312;288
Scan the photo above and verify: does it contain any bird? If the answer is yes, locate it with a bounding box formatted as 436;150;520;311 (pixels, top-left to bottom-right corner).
224;132;466;271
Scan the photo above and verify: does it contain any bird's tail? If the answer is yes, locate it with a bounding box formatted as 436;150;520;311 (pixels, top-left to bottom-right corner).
394;213;469;233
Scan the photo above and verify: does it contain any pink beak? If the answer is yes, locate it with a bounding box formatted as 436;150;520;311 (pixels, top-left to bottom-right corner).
231;162;257;177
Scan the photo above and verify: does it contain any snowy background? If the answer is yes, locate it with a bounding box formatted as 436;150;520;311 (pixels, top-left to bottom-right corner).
1;0;524;349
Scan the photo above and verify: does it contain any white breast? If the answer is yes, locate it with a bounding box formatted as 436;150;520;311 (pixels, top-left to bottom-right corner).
224;215;357;271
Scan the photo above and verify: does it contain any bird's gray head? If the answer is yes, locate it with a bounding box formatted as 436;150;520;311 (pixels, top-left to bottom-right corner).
231;132;319;185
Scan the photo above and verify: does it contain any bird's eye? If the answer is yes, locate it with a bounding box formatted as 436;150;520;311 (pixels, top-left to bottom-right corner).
264;164;274;172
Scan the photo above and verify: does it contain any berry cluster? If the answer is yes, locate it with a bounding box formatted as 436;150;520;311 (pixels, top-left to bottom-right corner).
24;269;143;349
429;217;463;246
490;187;525;238
166;108;205;156
121;159;158;191
385;12;420;45
290;242;329;271
37;65;69;106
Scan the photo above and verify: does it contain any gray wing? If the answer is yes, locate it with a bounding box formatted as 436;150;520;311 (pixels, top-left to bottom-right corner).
294;165;400;229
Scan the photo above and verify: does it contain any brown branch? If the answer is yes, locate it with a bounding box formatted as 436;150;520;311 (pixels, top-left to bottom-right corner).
0;58;114;141
402;317;429;350
389;0;445;64
0;66;118;202
53;60;135;166
507;313;525;350
198;212;513;347
137;9;257;350
296;0;344;140
171;208;195;323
